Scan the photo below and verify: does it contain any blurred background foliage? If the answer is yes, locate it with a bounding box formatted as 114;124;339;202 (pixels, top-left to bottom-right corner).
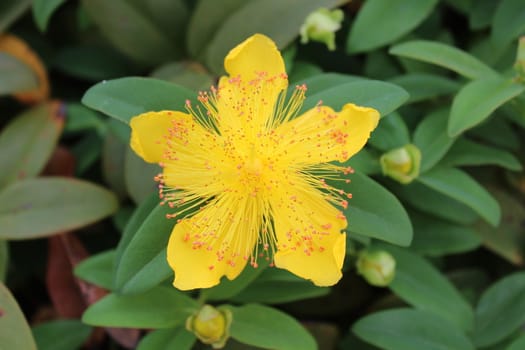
1;0;525;349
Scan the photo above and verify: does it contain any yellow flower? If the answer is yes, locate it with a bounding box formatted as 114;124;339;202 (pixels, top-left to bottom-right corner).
130;34;379;290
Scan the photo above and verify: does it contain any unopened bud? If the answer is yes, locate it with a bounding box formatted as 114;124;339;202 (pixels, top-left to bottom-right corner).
300;8;344;51
186;304;232;349
380;144;421;184
356;249;396;287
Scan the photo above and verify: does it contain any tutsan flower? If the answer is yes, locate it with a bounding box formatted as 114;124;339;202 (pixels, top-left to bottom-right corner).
130;34;379;290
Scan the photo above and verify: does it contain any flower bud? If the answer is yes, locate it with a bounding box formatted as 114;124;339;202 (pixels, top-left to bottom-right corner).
186;304;232;349
380;144;421;184
300;8;344;51
356;249;396;287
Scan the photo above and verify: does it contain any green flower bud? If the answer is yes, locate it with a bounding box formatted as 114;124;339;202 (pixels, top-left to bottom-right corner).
356;249;396;287
300;8;344;51
186;305;232;349
380;144;421;184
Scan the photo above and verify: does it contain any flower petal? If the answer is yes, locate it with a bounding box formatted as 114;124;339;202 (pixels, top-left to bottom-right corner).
270;179;347;286
224;34;285;82
167;196;259;290
130;111;193;163
274;103;379;165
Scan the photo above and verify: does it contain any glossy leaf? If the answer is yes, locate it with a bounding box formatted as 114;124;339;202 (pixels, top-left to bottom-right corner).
204;0;342;74
491;0;525;46
410;212;481;257
448;77;524;137
0;52;39;95
124;148;160;204
413;109;456;172
0;177;118;239
417;167;500;226
82;77;195;124
440;138;522;171
368;112;410;151
80;0;182;66
473;273;525;347
186;0;248;58
391;181;479;225
74;250;115;290
389;40;496;79
353;308;475;350
53;45;134;81
32;319;91;350
0;102;64;189
231;268;330;304
388;73;460;104
380;244;474;331
469;0;498;30
302;80;409;117
0;282;37;350
82;286;198;328
347;0;438;53
32;0;67;31
137;328;195;350
226;304;317;350
339;172;412;246
507;335;525;350
113;199;174;294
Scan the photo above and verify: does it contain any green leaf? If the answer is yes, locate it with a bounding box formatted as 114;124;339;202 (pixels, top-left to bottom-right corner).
82;286;198;328
353;308;475;350
417;167;500;226
339;172;412;246
226;304;317;350
74;250;115;289
413;109;456;172
32;319;91;350
53;45;134;81
82;77;195;124
114;200;174;294
448;77;525;137
302;80;409;117
150;61;214;92
186;0;248;58
473;272;525;347
380;244;474;331
389;40;496;79
507;334;525;350
0;240;7;281
101;121;128;199
137;328;195;350
288;61;323;83
0;53;39;95
347;148;381;175
347;0;438;53
468;116;520;151
64;103;106;135
410;212;481;257
124;148;160;205
474;188;524;265
388;73;460;104
0;282;37;350
295;73;362;96
80;0;181;66
0;102;64;189
0;177;118;239
202;260;269;301
0;0;31;32
31;0;67;31
204;0;342;74
231;268;330;304
368;112;410;151
491;0;525;47
440;138;522;171
469;0;498;30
